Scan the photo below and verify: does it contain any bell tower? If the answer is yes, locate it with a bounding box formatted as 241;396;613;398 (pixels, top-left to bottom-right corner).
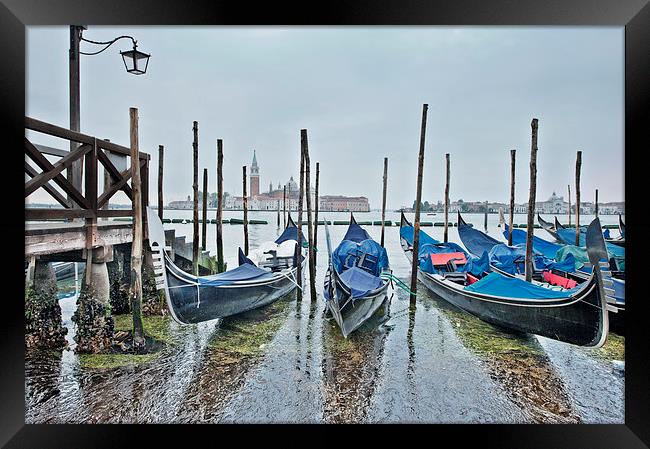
250;150;260;197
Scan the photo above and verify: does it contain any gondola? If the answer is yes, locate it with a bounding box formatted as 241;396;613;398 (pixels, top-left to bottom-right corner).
146;206;307;325
323;214;391;338
400;212;611;347
537;214;561;241
502;221;626;335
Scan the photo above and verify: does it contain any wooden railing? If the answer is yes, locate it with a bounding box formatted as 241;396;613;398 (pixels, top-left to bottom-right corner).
24;116;150;222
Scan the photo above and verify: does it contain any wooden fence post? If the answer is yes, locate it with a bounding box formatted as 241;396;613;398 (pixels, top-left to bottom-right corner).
202;168;208;250
243;165;249;255
525;118;539;282
297;142;306;301
301;129;316;301
129;107;145;350
314;162;320;251
216;139;225;272
192;121;199;276
158;145;164;220
508;149;516;245
410;104;428;303
444;153;450;243
575;151;582;245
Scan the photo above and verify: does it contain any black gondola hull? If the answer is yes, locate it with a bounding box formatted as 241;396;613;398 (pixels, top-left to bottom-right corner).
164;256;303;325
324;267;390;338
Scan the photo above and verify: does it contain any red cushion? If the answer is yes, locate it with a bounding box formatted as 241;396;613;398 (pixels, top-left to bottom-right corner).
466;274;479;285
430;252;467;266
543;271;577;289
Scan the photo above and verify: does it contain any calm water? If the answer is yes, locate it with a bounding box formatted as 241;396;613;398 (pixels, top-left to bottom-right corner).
25;212;624;423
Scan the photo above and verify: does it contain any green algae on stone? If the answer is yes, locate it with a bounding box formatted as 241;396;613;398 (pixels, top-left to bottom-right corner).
593;333;625;361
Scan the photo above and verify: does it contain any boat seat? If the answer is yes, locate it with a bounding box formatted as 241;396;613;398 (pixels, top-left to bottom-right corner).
444;271;467;284
259;250;293;272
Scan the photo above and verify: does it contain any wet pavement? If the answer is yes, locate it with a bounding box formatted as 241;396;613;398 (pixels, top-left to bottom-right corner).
25;212;624;423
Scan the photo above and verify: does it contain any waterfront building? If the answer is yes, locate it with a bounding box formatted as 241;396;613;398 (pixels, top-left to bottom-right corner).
319;195;370;212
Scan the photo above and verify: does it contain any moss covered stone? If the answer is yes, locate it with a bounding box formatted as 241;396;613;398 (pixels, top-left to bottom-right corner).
72;284;115;354
25;278;68;350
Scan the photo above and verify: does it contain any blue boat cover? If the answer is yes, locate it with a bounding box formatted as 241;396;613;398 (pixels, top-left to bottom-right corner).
275;223;304;245
603;229;611;239
199;263;274;286
488;243;576;275
458;221;501;257
332;238;389;276
343;221;372;243
464;272;580;299
612;277;625;304
338;266;384;299
556;227;625;259
503;224;562;260
417;242;488;277
400;225;441;247
238;247;256;266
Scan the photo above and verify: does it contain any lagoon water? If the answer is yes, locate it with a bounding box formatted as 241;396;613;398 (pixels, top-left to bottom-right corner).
25;212;624;423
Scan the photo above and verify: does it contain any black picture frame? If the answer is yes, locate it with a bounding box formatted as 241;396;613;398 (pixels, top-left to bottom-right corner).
2;0;648;447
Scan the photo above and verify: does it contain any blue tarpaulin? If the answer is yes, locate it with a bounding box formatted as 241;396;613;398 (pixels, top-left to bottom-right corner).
458;219;502;257
612;278;625;304
338;266;384;299
332;238;389;276
238;247;256;266
199;263;274;286
464;272;580;299
488;243;576;275
556;227;625;259
400;225;441;247
503;224;562;260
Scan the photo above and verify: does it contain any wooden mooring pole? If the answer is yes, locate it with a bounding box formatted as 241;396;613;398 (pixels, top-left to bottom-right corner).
410;104;428;304
301;130;316;301
216;139;224;272
314;162;320;252
525;118;539;283
277;200;281;228
158;145;164;220
243;165;249;255
444;153;450;243
296;142;306;301
202;168;208;250
381;157;388;247
595;188;599;217
567;184;571;227
508;149;516;245
575;151;582;245
192;121;199;276
129;107;145;350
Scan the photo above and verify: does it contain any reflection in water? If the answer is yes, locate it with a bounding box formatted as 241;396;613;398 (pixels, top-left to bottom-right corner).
431;294;579;423
321;296;392;423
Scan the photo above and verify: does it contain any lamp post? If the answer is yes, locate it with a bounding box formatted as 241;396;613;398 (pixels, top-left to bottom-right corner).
67;25;151;208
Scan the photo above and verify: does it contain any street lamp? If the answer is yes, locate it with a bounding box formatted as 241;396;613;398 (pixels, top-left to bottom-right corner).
67;26;151;209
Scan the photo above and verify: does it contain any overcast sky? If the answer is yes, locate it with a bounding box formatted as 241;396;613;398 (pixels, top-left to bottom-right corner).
26;26;624;209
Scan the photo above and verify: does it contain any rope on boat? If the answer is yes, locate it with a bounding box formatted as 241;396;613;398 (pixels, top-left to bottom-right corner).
380;273;416;296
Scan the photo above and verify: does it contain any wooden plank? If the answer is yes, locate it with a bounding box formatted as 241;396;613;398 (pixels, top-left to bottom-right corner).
96;209;134;218
202;168;208;250
25;161;69;208
85;138;98;211
508;149;516;245
25;208;94;220
243;165;249;255
26;116;148;160
25;138;90;209
444;153;450;243
25;140;91;197
575;150;582;246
